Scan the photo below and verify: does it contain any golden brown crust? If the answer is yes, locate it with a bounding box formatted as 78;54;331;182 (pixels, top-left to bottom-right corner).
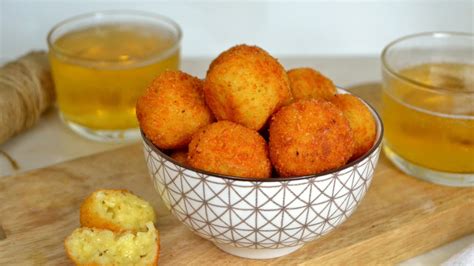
136;70;214;149
287;67;336;101
79;189;155;233
154;230;160;266
269;99;355;177
64;237;78;266
188;121;271;178
204;44;292;130
331;94;376;160
170;149;188;165
80;189;126;233
157;230;161;265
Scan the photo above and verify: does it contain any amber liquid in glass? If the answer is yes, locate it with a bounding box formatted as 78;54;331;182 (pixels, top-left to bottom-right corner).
383;63;474;173
50;23;180;130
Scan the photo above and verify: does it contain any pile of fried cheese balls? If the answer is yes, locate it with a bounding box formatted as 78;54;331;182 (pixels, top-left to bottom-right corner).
137;44;376;179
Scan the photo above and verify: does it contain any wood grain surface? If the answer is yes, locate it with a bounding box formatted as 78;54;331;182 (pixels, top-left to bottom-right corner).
0;84;473;265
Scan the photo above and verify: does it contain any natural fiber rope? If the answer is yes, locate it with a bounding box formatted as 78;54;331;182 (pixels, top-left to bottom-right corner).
0;51;55;144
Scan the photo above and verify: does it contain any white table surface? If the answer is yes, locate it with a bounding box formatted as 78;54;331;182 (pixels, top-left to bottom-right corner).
0;56;472;264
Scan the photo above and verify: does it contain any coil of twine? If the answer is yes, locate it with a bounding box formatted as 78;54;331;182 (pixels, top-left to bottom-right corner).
0;51;55;144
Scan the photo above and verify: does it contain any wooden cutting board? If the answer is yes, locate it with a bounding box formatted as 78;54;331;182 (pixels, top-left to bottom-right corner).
1;84;473;265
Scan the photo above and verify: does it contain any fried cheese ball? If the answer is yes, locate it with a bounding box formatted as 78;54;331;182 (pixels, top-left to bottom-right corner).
65;222;159;266
204;44;292;131
331;94;376;160
80;189;156;232
188;121;271;178
170;149;188;165
287;67;336;101
136;70;214;150
269;99;355;177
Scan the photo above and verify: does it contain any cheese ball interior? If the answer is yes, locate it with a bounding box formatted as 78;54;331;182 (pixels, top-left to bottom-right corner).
287;67;336;101
80;189;156;232
204;44;292;130
269;99;355;177
331;94;376;160
188;121;272;178
136;70;214;149
65;222;159;266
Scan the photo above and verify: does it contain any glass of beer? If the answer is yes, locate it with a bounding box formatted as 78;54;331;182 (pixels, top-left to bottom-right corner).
47;11;181;142
381;32;473;187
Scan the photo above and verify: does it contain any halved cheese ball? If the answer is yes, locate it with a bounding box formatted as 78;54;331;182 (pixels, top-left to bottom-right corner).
65;222;159;266
80;189;156;232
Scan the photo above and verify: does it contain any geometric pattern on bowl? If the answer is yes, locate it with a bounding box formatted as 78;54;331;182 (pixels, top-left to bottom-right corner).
144;142;381;249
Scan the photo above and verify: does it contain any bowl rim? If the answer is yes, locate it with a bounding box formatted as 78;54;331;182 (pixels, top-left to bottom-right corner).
142;88;384;182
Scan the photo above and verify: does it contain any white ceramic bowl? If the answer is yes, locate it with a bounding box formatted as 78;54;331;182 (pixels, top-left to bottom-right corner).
142;90;383;259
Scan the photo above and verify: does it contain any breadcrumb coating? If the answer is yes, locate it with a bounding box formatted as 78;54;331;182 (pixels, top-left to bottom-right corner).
170;149;188;165
204;44;292;130
188;121;271;178
269;99;355;177
80;189;156;233
331;94;376;160
287;67;336;101
137;70;214;149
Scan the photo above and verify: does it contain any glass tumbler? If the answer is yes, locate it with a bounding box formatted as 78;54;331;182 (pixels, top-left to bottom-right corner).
47;11;181;142
381;32;473;187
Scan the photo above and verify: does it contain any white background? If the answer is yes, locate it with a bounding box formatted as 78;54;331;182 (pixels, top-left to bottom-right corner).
0;0;473;62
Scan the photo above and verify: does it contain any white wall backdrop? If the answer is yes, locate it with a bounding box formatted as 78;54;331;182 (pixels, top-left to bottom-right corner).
0;0;473;61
